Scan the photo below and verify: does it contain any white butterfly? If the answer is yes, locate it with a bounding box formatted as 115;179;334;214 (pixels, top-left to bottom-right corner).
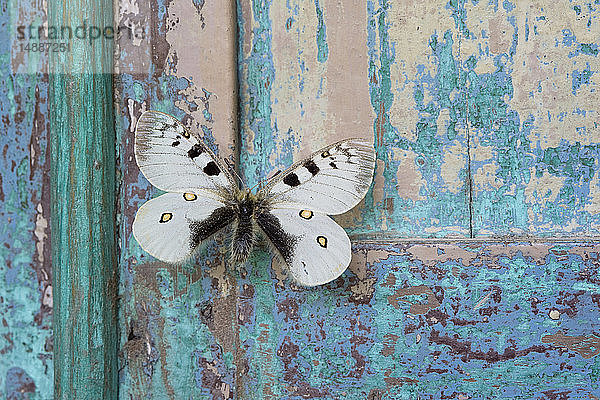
132;111;376;286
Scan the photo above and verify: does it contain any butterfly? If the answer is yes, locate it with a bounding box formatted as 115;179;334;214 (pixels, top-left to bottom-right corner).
132;111;376;286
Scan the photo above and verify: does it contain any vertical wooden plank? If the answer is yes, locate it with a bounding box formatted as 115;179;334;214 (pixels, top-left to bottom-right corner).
362;0;471;237
48;0;118;398
115;0;239;398
236;0;375;398
1;1;53;398
465;1;600;236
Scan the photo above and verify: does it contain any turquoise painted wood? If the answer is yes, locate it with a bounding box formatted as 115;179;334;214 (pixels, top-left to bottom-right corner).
0;2;53;399
2;0;600;398
239;241;600;398
113;1;600;399
48;0;118;398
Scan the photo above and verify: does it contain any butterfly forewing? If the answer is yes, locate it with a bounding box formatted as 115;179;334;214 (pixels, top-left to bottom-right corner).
135;111;236;194
261;138;376;215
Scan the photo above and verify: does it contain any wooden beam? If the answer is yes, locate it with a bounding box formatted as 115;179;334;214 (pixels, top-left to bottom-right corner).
48;1;118;398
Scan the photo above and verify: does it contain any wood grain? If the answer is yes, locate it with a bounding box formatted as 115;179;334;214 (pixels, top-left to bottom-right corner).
48;0;118;398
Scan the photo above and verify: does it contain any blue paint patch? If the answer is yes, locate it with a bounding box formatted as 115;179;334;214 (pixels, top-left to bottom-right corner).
559;29;600;58
580;43;599;56
191;0;205;14
447;0;470;37
238;0;278;187
572;64;594;94
503;0;515;12
5;367;36;399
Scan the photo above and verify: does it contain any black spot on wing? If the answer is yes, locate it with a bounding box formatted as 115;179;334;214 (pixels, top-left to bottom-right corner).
329;161;338;169
304;160;320;176
157;121;177;133
203;161;221;176
171;140;180;147
256;211;298;264
189;207;235;249
188;143;204;159
283;172;301;187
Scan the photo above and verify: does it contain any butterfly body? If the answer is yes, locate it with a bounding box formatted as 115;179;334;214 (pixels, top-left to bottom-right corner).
223;189;266;265
133;111;375;286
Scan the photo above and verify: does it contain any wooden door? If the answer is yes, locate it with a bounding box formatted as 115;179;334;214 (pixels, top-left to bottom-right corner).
2;0;600;399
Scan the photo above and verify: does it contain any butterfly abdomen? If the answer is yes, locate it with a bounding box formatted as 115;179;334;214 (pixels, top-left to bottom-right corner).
229;196;258;264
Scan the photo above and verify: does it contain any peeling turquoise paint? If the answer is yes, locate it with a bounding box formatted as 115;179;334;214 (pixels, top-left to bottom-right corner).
359;0;600;236
314;0;329;63
239;251;284;399
1;13;52;393
237;242;600;398
572;63;594;94
360;4;471;236
239;0;279;187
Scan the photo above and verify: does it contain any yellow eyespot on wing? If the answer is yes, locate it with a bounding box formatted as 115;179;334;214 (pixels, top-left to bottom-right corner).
183;193;197;201
182;130;190;139
299;209;313;220
316;236;328;248
159;212;173;223
321;150;330;158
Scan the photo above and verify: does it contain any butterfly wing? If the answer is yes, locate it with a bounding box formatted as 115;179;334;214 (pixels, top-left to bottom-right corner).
135;110;236;195
260;138;375;215
257;208;351;286
133;192;235;263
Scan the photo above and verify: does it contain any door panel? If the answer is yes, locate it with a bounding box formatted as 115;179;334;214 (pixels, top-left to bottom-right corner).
107;0;600;398
115;1;239;398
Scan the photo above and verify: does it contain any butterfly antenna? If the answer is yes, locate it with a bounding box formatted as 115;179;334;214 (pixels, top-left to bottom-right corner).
231;166;245;187
249;180;262;192
224;158;245;188
248;169;281;192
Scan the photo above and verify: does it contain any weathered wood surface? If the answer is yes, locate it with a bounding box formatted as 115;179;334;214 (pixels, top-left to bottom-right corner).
2;0;598;398
114;1;600;400
241;241;600;399
463;1;600;235
114;0;600;399
0;2;53;399
118;240;600;398
115;0;240;398
48;0;119;398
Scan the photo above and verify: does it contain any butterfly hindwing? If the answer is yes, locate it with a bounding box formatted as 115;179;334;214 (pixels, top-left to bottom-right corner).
261;138;376;215
135;111;236;194
258;208;351;286
133;192;235;263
